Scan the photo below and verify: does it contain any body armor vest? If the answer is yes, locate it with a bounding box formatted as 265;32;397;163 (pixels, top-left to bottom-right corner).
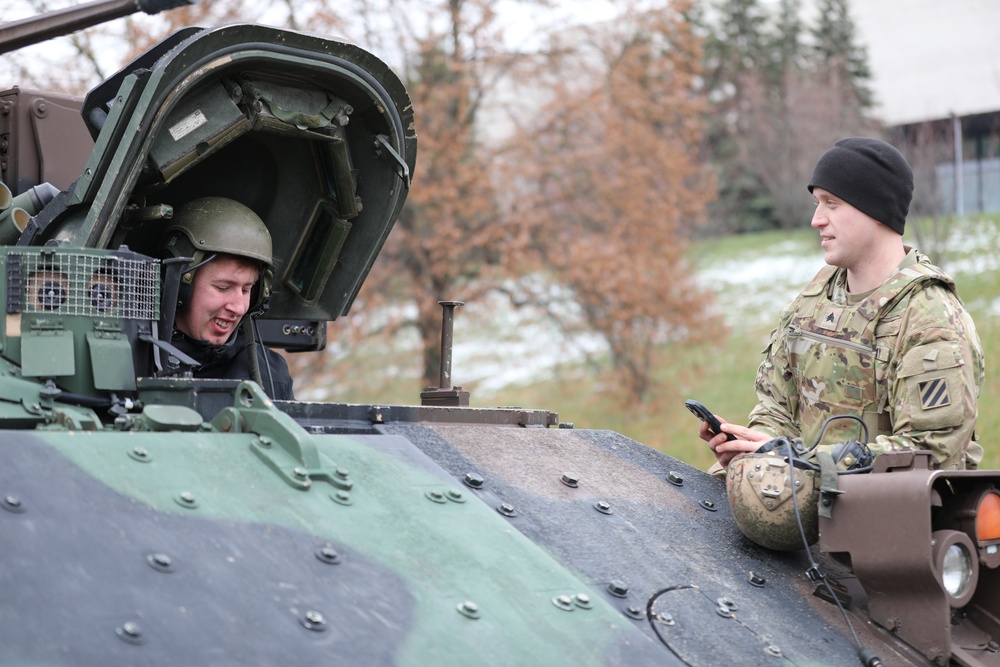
785;258;954;447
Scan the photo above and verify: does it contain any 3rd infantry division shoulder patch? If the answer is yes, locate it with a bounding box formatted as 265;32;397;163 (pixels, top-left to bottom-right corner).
918;378;951;410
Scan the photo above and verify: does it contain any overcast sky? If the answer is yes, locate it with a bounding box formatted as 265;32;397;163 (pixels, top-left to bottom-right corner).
2;0;997;125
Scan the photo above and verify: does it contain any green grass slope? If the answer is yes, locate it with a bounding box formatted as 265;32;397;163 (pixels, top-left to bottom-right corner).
481;215;1000;471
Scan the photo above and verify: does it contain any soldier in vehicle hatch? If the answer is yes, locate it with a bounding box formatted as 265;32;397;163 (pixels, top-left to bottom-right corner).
159;197;295;400
700;137;983;473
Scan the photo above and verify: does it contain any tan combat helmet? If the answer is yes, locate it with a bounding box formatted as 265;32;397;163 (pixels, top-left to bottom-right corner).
726;452;821;551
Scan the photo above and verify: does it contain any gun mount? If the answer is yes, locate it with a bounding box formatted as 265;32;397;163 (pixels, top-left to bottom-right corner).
0;0;198;55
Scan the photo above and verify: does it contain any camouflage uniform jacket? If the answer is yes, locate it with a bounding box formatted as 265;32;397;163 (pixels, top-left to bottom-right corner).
748;248;984;469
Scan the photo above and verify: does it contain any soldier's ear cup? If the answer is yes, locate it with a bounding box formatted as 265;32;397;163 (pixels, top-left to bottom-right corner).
158;229;198;313
176;271;193;311
250;266;273;315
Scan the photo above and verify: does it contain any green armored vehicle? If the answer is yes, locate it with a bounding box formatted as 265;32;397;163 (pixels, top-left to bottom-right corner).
1;4;999;666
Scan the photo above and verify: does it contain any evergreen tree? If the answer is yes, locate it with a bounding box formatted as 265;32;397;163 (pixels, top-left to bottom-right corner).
703;0;769;99
765;0;803;89
809;0;873;108
701;0;774;232
698;0;877;231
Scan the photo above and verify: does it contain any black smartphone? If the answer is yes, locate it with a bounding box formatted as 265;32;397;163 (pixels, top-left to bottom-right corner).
685;399;736;441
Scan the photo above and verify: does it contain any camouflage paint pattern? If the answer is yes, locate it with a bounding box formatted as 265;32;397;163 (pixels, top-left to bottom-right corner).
749;249;984;469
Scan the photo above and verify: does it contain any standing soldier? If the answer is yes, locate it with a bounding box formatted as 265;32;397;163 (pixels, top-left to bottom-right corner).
701;137;983;473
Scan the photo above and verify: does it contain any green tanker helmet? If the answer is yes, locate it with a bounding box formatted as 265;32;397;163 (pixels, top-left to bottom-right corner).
162;196;273;269
160;196;274;311
726;452;821;551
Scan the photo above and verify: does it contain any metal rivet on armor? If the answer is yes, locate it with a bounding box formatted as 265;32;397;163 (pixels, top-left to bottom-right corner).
457;601;481;619
116;621;146;645
129;446;151;463
147;552;174;573
175;492;198;509
747;571;766;588
625;606;646;620
464;472;485;489
316;546;341;565
300;610;327;632
446;489;466;503
651;610;673;624
552;595;575;611
666;471;684;486
293;467;309;480
717;596;738;611
330;490;353;506
607;580;629;598
574;594;593;609
716;606;733;618
765;645;783;658
748;471;755;479
794;479;802;487
426;490;447;504
497;502;517;517
560;472;579;488
594;501;613;515
1;495;25;513
699;499;717;512
258;436;272;448
328;468;353;491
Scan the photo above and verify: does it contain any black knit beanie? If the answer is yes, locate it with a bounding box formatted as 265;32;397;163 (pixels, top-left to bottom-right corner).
807;137;913;235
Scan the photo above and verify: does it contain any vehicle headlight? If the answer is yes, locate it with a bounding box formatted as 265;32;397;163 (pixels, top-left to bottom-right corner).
932;530;978;608
942;544;973;596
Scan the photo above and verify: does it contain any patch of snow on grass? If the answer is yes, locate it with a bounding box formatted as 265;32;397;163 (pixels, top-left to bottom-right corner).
695;241;825;326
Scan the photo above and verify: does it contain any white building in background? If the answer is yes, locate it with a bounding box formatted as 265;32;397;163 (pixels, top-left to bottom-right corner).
846;0;999;127
532;0;1000;214
820;0;1000;214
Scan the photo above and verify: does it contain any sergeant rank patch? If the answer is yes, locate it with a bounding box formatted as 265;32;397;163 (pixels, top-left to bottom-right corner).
817;306;843;331
918;378;951;410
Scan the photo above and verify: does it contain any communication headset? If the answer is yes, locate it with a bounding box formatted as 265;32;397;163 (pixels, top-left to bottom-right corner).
160;235;273;317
